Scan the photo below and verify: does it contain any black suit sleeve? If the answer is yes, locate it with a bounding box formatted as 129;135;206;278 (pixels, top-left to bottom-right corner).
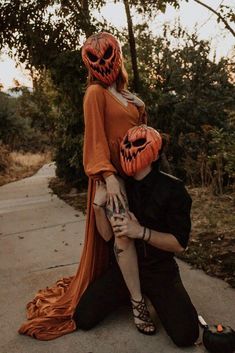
166;182;192;249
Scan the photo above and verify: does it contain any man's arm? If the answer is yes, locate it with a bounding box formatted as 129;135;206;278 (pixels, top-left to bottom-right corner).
111;213;184;253
144;229;185;253
111;181;192;252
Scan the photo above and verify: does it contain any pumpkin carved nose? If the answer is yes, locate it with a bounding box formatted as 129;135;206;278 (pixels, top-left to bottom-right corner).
99;58;105;65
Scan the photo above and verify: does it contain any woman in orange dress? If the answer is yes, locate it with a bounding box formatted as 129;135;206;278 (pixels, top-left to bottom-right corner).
82;32;155;334
18;32;151;340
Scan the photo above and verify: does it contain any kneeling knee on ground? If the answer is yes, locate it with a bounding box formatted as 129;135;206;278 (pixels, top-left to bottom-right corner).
73;308;98;330
170;324;199;347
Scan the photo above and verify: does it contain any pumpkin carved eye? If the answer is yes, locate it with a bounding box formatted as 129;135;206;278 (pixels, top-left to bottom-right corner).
123;136;131;148
132;138;146;147
87;51;98;62
103;46;113;60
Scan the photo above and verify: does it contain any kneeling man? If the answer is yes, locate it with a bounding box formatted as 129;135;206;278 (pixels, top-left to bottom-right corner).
73;125;199;347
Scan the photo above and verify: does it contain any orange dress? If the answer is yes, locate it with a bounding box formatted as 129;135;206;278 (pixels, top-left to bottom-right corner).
83;84;146;178
18;84;146;340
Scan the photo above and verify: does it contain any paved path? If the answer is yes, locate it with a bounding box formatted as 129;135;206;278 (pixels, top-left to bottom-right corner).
0;164;234;353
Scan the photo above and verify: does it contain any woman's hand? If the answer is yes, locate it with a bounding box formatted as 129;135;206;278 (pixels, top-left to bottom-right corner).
105;174;126;213
121;89;145;108
93;180;107;207
110;212;143;239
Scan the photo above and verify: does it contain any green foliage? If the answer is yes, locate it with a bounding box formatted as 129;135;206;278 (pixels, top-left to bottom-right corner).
0;0;99;68
127;0;179;14
0;91;31;149
131;24;235;182
13;83;55;135
207;123;235;193
49;51;88;188
176;122;235;193
0;76;57;151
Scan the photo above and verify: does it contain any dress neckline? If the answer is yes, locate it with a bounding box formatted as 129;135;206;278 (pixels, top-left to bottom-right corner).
104;88;140;120
105;88;130;109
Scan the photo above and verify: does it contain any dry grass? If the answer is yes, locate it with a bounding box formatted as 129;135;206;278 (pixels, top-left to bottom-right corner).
0;149;52;186
178;187;235;287
11;151;51;169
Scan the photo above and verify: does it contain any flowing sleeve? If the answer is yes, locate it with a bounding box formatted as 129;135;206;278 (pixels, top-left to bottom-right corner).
83;84;117;179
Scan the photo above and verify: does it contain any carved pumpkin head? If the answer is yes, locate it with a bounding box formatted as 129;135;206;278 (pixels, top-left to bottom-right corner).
120;125;162;176
82;32;122;86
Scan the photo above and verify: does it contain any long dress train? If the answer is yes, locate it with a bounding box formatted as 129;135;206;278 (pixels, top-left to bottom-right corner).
18;179;109;340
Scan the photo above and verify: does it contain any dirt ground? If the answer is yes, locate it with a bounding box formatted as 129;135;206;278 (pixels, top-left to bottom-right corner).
50;178;235;288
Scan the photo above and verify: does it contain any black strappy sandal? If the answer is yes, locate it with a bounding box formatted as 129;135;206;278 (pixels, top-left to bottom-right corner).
131;296;156;335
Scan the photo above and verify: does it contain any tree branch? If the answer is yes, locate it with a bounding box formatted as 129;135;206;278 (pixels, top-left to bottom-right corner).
192;0;235;37
80;0;94;37
123;0;140;92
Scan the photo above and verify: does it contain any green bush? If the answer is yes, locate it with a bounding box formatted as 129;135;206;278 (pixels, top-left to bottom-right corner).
49;50;88;189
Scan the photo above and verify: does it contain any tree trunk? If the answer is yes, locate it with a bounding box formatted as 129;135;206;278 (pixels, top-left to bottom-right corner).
123;0;140;92
80;0;95;38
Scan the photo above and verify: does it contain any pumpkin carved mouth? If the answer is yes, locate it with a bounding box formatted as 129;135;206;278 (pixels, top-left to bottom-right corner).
90;62;113;76
121;141;150;161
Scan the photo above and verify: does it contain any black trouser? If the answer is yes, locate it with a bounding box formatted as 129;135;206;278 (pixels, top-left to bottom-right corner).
73;262;199;347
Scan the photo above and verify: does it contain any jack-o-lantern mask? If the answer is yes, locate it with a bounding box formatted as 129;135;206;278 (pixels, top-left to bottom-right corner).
82;32;122;86
120;125;162;176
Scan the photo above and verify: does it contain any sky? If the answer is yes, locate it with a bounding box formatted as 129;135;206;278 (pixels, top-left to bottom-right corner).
0;0;234;91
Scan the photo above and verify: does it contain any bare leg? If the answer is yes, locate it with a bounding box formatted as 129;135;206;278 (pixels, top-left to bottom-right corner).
114;235;142;302
106;177;142;301
113;234;156;334
106;177;155;334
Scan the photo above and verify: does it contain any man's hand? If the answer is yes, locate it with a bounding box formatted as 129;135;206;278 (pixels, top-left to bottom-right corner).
110;212;143;239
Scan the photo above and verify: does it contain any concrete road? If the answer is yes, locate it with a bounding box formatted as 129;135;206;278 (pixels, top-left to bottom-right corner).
0;164;234;353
